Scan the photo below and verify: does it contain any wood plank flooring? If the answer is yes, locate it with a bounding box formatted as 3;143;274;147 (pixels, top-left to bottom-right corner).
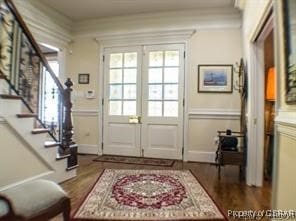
54;154;271;220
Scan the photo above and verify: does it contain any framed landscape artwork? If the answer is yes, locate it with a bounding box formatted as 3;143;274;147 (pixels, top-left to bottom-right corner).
198;65;233;93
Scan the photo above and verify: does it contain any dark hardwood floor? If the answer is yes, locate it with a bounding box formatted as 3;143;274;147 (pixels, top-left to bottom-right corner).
54;154;271;220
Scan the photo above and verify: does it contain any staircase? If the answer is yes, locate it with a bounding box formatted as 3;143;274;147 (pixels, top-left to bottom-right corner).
0;0;78;187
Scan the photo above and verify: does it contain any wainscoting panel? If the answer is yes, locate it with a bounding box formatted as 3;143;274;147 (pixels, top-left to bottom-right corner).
186;109;240;163
274;111;296;209
72;109;100;154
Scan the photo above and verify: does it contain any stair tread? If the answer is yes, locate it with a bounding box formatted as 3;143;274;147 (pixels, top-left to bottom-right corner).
16;113;37;118
31;128;50;134
0;94;21;99
44;141;60;148
66;165;79;171
56;152;71;160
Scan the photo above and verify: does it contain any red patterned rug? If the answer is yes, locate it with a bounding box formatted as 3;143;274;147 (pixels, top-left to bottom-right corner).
93;155;175;167
72;170;226;221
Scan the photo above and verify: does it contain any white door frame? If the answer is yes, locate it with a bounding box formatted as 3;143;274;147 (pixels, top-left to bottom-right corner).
95;29;195;158
247;4;274;186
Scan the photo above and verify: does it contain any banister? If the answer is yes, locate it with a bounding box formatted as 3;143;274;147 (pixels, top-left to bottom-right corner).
0;0;78;168
4;0;64;93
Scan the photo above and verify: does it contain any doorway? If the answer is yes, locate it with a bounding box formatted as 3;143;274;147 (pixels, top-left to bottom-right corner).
263;30;275;181
250;12;276;186
102;44;185;160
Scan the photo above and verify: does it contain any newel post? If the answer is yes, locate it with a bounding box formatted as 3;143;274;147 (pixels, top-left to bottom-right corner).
60;78;78;169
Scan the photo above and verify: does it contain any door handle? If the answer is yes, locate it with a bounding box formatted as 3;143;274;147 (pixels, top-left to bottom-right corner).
128;116;141;124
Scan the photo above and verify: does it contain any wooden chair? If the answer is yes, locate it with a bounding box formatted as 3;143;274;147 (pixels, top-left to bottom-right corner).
0;180;70;221
215;130;246;180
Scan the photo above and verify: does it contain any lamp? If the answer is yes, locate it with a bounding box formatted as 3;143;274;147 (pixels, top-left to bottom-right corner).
265;67;275;101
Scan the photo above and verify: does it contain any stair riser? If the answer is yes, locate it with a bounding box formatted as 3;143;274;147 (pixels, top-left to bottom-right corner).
0;99;22;117
0;79;9;94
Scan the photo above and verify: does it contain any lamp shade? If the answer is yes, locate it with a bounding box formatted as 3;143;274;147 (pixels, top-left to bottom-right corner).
266;67;275;101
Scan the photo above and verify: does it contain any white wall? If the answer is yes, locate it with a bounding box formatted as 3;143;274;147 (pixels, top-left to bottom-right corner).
0;120;51;189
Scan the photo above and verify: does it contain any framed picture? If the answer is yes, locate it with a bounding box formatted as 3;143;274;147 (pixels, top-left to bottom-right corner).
198;65;233;93
283;0;296;103
78;73;90;84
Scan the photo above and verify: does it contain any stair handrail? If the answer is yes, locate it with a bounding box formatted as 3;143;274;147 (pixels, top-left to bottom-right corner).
0;0;78;167
4;0;64;92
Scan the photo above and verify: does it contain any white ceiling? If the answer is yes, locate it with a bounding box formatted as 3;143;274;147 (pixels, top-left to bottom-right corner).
38;0;236;21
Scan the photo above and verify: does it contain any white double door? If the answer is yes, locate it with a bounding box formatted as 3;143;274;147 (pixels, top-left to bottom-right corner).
103;44;184;160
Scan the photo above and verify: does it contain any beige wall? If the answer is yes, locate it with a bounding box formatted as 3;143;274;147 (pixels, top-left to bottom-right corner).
188;29;241;110
66;39;100;154
66;28;242;158
186;29;242;161
0;122;50;189
272;0;296;210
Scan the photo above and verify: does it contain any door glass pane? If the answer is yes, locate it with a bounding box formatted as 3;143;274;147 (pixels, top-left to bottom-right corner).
124;84;136;99
123;101;136;115
109;69;122;83
110;53;123;68
109;101;122;115
124;68;137;83
109;85;122;99
164;68;178;83
164;84;178;100
148;101;162;116
164;101;178;117
149;51;163;67
149;85;162;100
149;68;162;83
124;53;137;67
165;51;179;66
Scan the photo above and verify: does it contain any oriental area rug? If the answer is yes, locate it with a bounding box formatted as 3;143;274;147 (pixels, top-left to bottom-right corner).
93;155;175;167
72;169;226;221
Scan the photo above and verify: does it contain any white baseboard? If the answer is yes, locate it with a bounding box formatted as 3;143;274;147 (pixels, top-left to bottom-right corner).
78;144;100;155
186;150;216;163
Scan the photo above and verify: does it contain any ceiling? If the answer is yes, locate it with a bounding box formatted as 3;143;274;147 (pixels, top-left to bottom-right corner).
38;0;236;21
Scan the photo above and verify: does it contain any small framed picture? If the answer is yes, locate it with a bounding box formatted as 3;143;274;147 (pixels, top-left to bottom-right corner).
78;73;90;84
198;65;233;93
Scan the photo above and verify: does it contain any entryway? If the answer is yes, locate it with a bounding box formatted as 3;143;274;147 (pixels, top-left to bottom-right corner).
102;44;185;160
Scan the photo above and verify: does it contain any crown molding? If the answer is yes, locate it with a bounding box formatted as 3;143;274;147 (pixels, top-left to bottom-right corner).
13;0;73;47
94;29;196;46
74;8;241;38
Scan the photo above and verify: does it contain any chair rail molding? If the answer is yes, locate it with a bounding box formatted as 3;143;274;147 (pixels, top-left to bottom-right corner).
72;109;99;117
275;108;296;127
188;108;241;120
275;109;296;139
